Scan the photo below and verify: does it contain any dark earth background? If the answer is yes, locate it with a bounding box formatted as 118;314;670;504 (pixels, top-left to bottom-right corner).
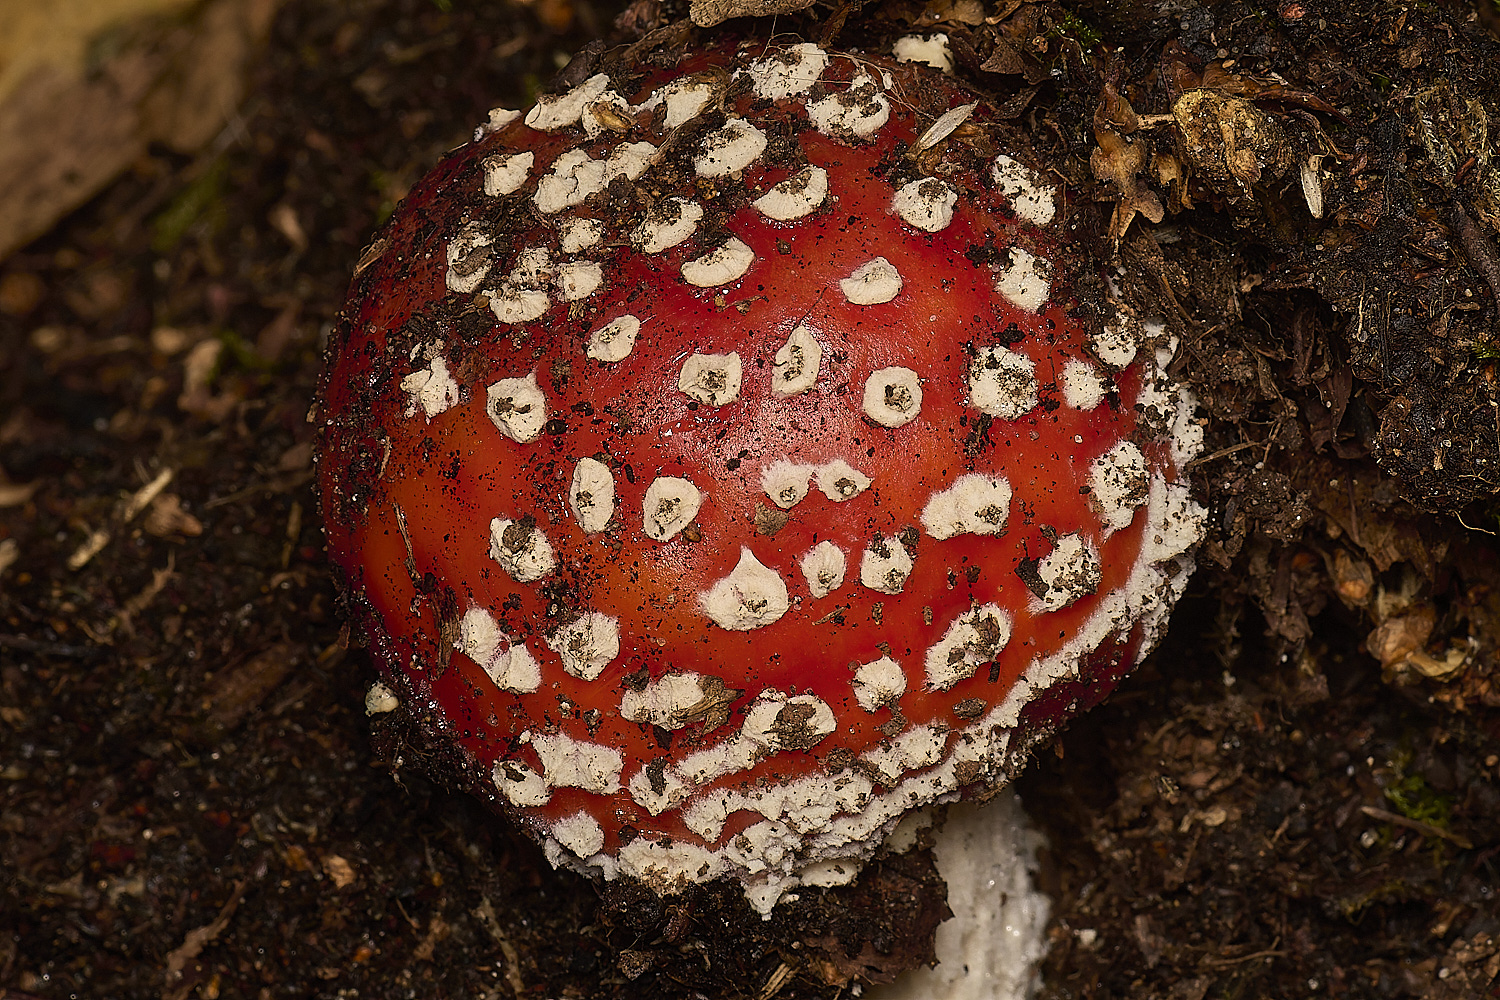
3;0;1500;998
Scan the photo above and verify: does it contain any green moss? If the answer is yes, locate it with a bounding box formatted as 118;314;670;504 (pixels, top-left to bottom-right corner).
369;169;401;225
1330;878;1433;920
1378;745;1460;864
215;328;268;373
1384;771;1454;829
1051;10;1102;51
151;160;229;255
1473;337;1500;360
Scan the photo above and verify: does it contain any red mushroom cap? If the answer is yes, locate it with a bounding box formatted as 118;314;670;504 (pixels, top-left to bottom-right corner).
317;38;1206;913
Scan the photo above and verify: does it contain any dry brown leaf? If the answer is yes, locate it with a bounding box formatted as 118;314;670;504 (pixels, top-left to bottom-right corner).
979;40;1028;76
0;0;286;261
412;913;452;962
178;338;243;421
689;0;813;27
144;493;204;537
322;854;356;888
1092;131;1164;241
1330;548;1374;606
1367;606;1436;672
163;879;247;983
1091;82;1165;242
196;643;297;737
914;0;988;25
268;202;307;252
0;478;39;507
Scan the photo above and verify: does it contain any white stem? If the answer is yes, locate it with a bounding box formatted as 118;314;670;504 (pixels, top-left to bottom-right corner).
865;791;1051;1000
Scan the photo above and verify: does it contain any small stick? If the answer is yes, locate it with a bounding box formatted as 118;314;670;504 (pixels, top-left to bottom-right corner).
1359;805;1473;849
68;467;174;570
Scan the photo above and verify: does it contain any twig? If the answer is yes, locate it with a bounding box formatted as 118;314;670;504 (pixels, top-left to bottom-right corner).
202;470;313;509
1202;947;1286;968
1184;440;1259;469
163;879;247;999
114;552;178;636
1360;805;1474;849
758;962;796;1000
1451;202;1500;306
1457;512;1497;536
473;896;526;996
67;468;174;570
0;634;101;659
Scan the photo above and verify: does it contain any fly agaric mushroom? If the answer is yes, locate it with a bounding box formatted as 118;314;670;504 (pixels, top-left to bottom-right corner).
317;37;1206;915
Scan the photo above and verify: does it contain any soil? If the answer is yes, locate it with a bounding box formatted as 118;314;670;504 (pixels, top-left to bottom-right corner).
2;1;1499;999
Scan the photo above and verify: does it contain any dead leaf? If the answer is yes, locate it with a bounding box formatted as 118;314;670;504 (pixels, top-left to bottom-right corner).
254;302;301;362
689;0;813;27
412;912;451;962
0;271;44;315
150;325;195;355
277;440;314;472
268;203;307;251
322;854;356;888
1330;548;1374;605
0;478;39;507
915;0;988;25
0;0;288;260
1198;62;1346;119
144;494;204;537
980;40;1028;75
178;338;243;421
164;880;247;982
195;643;298;739
1090;79;1166;242
1367;605;1437;672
